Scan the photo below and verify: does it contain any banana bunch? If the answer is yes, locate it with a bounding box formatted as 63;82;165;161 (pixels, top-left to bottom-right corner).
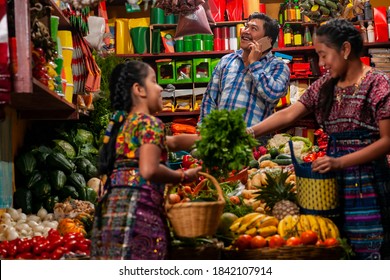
229;212;279;237
278;214;340;241
300;0;346;23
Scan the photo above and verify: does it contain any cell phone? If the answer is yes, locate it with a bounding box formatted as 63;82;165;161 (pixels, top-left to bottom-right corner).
256;37;272;52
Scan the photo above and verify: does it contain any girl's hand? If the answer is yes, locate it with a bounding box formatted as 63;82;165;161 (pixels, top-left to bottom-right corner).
183;166;202;183
311;156;342;173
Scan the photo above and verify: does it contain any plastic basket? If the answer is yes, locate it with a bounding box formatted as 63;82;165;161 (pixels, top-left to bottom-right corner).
165;172;226;238
289;141;339;217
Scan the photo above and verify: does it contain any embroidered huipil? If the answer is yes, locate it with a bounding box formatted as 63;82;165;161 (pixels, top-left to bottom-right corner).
199;49;290;127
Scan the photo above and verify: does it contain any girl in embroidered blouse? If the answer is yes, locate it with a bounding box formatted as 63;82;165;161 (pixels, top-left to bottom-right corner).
248;19;390;259
90;61;201;260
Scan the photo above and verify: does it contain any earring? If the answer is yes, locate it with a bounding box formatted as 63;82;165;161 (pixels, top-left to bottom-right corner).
344;55;348;60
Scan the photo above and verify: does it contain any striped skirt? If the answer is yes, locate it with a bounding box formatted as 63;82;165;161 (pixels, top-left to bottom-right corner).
330;130;390;259
90;181;169;260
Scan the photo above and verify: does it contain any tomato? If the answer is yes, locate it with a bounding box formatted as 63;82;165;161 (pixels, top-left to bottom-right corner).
0;248;8;259
234;234;253;250
286;236;302;246
15;252;34;260
269;235;285;248
32;240;49;255
229;196;241;205
46;236;64;252
300;230;318;245
315;240;325;247
17;238;32;254
63;239;78;252
50;247;65;260
250;235;267;249
324;238;339;247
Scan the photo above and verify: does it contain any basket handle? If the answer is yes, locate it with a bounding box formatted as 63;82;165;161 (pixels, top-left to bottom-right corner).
288;140;301;166
198;172;225;203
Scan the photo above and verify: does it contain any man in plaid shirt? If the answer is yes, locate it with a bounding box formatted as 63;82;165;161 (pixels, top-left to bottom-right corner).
200;12;290;127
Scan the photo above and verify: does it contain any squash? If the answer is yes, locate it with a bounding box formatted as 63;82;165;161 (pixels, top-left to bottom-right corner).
57;218;87;236
75;213;94;232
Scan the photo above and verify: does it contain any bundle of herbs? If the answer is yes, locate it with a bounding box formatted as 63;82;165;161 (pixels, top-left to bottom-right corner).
195;109;257;179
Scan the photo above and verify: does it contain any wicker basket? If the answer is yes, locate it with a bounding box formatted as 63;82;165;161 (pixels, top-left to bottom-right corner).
222;245;345;260
165;172;226;238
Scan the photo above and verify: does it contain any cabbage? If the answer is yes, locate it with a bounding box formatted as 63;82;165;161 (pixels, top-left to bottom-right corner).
74;129;95;146
52;140;76;159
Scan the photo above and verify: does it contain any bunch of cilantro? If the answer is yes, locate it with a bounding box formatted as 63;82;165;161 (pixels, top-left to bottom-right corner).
195;109;257;179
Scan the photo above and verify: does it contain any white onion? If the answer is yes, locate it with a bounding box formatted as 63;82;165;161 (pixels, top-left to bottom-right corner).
37;207;48;220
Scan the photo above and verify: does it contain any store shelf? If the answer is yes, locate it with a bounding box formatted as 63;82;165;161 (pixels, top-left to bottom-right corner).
117;50;232;60
273;46;315;53
49;0;71;30
155;111;200;118
10;78;78;120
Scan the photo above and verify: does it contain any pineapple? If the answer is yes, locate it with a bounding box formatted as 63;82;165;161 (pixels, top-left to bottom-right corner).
254;170;299;220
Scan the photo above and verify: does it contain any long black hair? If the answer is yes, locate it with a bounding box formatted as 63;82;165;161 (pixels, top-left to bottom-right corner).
99;60;150;175
315;19;363;126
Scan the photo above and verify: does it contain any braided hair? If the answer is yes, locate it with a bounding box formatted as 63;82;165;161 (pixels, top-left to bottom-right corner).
315;19;363;126
99;60;150;175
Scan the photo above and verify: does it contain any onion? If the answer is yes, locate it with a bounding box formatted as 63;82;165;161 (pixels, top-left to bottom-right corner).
37;207;48;220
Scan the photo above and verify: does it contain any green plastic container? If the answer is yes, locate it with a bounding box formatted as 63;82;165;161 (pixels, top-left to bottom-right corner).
157;61;176;85
193;58;211;83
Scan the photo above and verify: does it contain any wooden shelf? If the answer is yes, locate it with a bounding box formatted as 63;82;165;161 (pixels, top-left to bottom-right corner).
10;79;78;120
273;46;315;53
49;0;71;30
155;111;200;118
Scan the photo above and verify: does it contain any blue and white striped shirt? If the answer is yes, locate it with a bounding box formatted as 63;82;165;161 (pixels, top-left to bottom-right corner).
199;49;290;127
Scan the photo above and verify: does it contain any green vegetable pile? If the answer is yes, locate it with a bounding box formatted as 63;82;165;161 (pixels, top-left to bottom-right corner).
195;109;257;179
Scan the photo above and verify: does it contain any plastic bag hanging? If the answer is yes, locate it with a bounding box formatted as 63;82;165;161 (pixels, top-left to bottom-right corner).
175;4;213;38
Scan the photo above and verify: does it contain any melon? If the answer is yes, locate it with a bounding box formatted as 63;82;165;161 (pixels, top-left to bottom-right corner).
217;212;239;236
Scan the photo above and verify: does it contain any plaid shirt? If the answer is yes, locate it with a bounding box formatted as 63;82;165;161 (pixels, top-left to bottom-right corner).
199;49;290;127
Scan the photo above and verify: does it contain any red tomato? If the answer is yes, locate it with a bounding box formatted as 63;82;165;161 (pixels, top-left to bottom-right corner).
269;235;285;248
300;230;318;245
234;234;253;250
229;196;241;205
324;238;339;247
46;236;64;252
0;248;8;259
316;240;325;247
168;193;181;204
15;252;34;260
250;235;267;249
50;247;65;260
17;238;32;254
32;240;49;255
286;236;302;246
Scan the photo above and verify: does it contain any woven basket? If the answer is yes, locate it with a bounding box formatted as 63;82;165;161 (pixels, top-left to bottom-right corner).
289;141;339;217
222;245;345;260
165;172;226;238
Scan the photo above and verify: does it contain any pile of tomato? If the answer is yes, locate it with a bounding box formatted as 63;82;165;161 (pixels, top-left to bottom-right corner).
0;229;91;260
231;230;339;251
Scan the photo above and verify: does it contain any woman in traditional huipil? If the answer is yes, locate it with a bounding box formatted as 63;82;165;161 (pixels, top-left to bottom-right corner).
247;19;390;259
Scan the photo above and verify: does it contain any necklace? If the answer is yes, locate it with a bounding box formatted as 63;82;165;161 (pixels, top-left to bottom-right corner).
335;66;368;106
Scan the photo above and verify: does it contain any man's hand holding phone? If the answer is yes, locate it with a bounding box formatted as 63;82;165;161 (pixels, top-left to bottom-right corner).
248;36;272;64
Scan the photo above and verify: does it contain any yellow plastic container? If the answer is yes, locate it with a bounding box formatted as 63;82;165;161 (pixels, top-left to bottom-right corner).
57;31;73;48
63;66;73;84
65;83;74;103
62;48;73;68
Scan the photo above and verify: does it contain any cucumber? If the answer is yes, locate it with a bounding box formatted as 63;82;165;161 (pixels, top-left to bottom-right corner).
271;158;293;166
258;154;271;162
276;154;292;160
